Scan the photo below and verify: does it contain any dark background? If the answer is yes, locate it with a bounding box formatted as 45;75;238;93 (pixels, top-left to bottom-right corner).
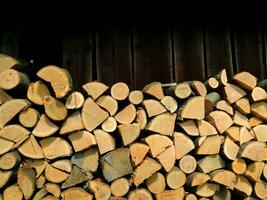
0;24;266;89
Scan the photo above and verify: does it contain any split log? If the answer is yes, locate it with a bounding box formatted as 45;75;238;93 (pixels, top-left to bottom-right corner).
178;120;199;136
0;151;21;170
43;96;68;121
142;99;167;118
135;107;147;130
110;178;129;197
249;117;263;127
3;184;23;200
45;183;61;198
32;114;59;137
129;90;144;105
0;137;14;155
223;137;239;160
68;130;96;152
27;81;51;105
233;71;257;91
231;158;247;175
96;95;118;116
0;99;30;129
82;81;108;100
128;188;153;200
118;123;140;146
173;132;195;160
190;80;207;97
0;88;12;105
197;135;222;155
44;164;69;183
251;86;267;101
37;175;46;189
240;127;254;145
18;135;44;159
206;110;233;133
179;155;197;174
197;120;217;136
19;107;40;128
33;188;48;200
195;183;219;198
144;134;172;157
186;172;210;187
251;101;267;120
210;69;228;86
254;180;267;199
88;178;111;200
245;161;264;182
166;167;186;189
235;98;250;114
61;187;93;200
26;159;47;177
60;111;84;135
155;188;185;200
0;69;29;90
94;129;115;155
178;96;205;120
213;188;231;200
222;83;246;104
233;110;250;128
111;82;129;100
37;65;72;98
205;77;219;91
52;159;72;173
156;145;175;172
241;141;267;161
65;91;84;109
160;96;178;113
225;126;240;142
17;167;36;199
234;175;252;196
142;82;164;100
215;100;233;115
40;137;73;159
100;148;133;182
129;142;149;166
198;155;225;173
145;172;166;194
0;169;12;188
101;117;117;132
82;97;109;132
146;112;176;136
61;166;88;189
115;104;136;124
211;169;236;188
253;124;267;142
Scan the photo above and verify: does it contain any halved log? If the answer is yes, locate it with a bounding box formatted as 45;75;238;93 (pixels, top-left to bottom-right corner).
0;88;12;105
235;98;250;114
0;169;12;188
240;127;254;145
234;175;252;196
231;158;247;175
190;80;207;97
253;124;267;142
197;135;222;155
185;194;198;200
45;164;69;183
32;114;59;137
111;82;129;101
225;126;240;142
222;83;246;104
132;157;161;186
0;137;14;155
0;53;20;73
96;95;118;116
129;90;144;105
195;183;219;198
160;96;178;113
186;172;210;187
145;172;165;194
142;99;167;118
143;82;164;100
19;107;40;128
223;137;239;160
37;65;72;98
0;151;21;170
178;96;205;120
135;107;147;130
18;167;36;199
245;161;264;182
68;130;96;152
101;148;133;182
178;120;199;136
61;187;93;200
233;71;257;91
89;178;111;200
251;86;267;101
173;132;195;160
233;110;250;128
115;104;136;124
43;96;68;121
82;81;108;100
101;117;117;132
18;135;44;159
27;81;51;105
146;113;176;136
3;184;23;200
45;183;61;198
94;129;115;155
118;123;140;146
61;166;88;189
166;167;186;189
198;155;225;173
128;188;153;200
144;134;172;157
211;169;236;188
206;110;233;133
155;188;184;200
65;91;84;109
249;116;263;127
179;155;197;174
215;100;233;115
110;178;129;197
211;69;228;86
241;141;267;161
52;159;72;173
26;159;47;178
156;145;175;172
40;137;73;160
82;97;109;132
251;101;267;120
0;99;30;129
129;142;149;166
197;120;217;136
60;111;84;135
33;188;48;200
254;180;267;199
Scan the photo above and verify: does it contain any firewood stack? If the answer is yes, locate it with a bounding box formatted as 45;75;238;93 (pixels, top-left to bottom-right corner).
0;53;267;200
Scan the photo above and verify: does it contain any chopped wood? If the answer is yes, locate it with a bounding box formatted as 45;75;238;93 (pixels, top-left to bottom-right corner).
245;161;264;182
251;86;267;101
231;158;247;175
32;114;59;137
233;110;250;128
249;116;263;127
43;96;67;121
18;135;44;159
0;88;12;105
111;82;129;101
89;178;111;200
173;132;195;160
195;183;219;198
145;172;165;194
115;104;136;124
0;151;21;170
206;110;233;133
27;81;51;105
118;123;140;146
110;178;129;197
197;120;217;136
37;65;72;98
234;175;252;196
223;83;247;104
178;96;205;120
101;116;117;132
155;188;185;200
60;111;84;135
235;98;250;114
0;69;29;90
45;183;61;198
160;96;178;113
61;166;88;189
135;107;147;129
212;69;228;86
129;142;149;166
240;127;254;145
190;80;207;97
33;188;48;200
223;137;239;160
0;137;14;155
26;159;47;178
3;184;23;200
205;92;220;114
166;167;186;189
179;155;197;174
128;188;153;200
19;107;40;128
170;82;192;99
251;101;267;120
186;172;210;187
68;130;96;152
198;155;225;173
142;99;167;118
264;163;267;180
96;95;118;116
211;169;236;188
18;166;36;199
144;134;172;157
254;180;267;199
61;187;93;200
197;135;222;155
0;169;12;188
156;145;175;172
205;77;219;90
233;71;257;91
52;159;72;173
253;124;267;142
178;120;199;136
241;141;267;161
142;82;164;100
185;193;198;200
65;91;84;109
225;126;240;142
94;129;115;155
44;164;69;183
215;100;233;115
82;81;108;100
36;175;46;189
129;90;144;105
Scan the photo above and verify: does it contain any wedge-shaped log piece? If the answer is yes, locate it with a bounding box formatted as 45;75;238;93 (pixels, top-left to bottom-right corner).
190;80;207;96
197;120;217;136
26;159;47;178
130;142;149;166
96;95;118;116
82;81;108;100
62;166;88;189
0;137;14;155
52;159;72;173
145;134;172;157
18;135;44;159
32;114;58;137
235;98;250;114
82;97;108;132
233;111;250;128
135;107;147;130
27;80;51;105
206;111;233;133
251;101;267;120
118;123;140;146
215;100;233;115
132;157;161;186
3;184;23;200
128;188;153;200
198;155;225;173
253;124;267;142
0;151;21;170
223;83;246;104
44;96;67;121
145;172;165;194
143;82;164;100
223;137;239;160
0;88;12;105
101;148;133;182
146;113;176;136
115;104;136;124
251;87;267;101
0;169;12;188
197;135;222;155
71;147;99;173
0;99;30;129
178;120;199;136
65;91;84;109
160;96;177;113
225;126;240;142
211;169;236;188
60;111;84;135
94;129;115;155
111;178;130;197
37;65;72;98
241;141;267;161
178;96;205;120
245;161;264;182
111;82;129;101
68;130;96;152
234;71;257;90
234;175;252;196
186;172;210;187
240;127;254;145
155;188;184;200
196;183;219;198
254;180;267;199
18;167;36;199
249;117;263;127
142;99;167;118
40;137;72;159
89;178;111;200
45;183;61;198
156;145;175;172
166;167;186;189
45;164;69;183
173;132;195;160
61;187;93;200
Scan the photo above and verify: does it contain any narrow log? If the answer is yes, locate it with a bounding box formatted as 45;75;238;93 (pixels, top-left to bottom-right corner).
129;142;149;166
19;107;40;128
196;183;219;198
96;95;118;116
65;91;84;109
82;81;108;100
179;155;197;174
115;104;136;124
43;96;67;121
128;90;144;105
36;175;46;189
118;123;140;146
145;172;165;194
89;178;111;200
68;130;96;152
0;69;30;90
27;81;51;105
60;111;84;135
173;132;195;160
110;178;129;197
168;82;192;99
0;137;14;155
32;114;59;137
101;117;117;132
111;82;129;100
205;77;219;91
142;82;164;100
18;167;36;199
160;96;178;113
178;96;205;120
166;167;186;189
0;151;21;170
94;129;115;155
128;188;153;200
205;92;220;114
264;163;267;180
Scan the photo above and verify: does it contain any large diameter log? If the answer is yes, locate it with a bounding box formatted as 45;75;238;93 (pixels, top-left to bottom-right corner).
135;107;147;130
17;167;36;199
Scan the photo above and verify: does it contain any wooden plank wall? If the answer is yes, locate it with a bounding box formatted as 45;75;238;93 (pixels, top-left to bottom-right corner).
0;25;267;89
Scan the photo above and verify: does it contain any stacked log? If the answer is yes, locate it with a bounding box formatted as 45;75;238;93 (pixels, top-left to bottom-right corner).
0;53;267;199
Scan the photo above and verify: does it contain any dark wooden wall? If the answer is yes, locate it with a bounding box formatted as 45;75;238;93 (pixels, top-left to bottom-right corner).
0;24;266;89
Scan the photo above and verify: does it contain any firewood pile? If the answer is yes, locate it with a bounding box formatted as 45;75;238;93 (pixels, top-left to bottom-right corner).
0;53;267;200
